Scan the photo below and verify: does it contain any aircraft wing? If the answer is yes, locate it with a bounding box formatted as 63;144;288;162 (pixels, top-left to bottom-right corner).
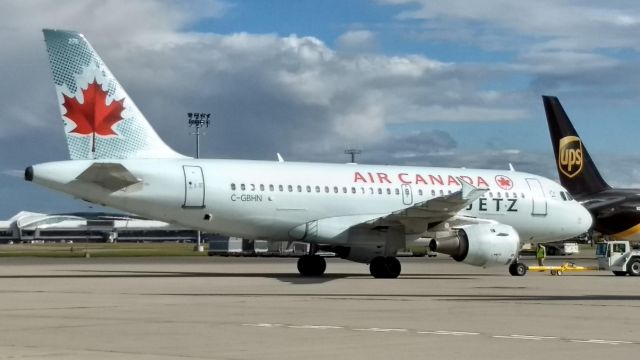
75;163;141;192
365;178;488;232
289;179;488;242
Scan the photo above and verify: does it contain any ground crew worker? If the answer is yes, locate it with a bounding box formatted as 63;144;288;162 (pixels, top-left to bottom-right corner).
536;244;546;266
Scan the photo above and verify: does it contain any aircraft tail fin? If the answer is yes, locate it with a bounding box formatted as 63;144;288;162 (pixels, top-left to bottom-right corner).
43;29;184;160
542;95;610;195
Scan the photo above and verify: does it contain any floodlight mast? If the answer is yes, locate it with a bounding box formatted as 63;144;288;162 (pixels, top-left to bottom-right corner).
187;112;211;253
344;148;361;163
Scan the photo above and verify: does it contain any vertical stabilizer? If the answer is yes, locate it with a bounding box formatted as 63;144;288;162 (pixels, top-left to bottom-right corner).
542;95;610;195
43;29;184;160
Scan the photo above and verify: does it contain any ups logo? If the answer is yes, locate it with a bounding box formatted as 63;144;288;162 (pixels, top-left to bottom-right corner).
558;136;583;178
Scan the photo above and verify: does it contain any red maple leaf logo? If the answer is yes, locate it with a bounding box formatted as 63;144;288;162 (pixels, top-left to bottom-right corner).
62;80;125;153
495;175;513;190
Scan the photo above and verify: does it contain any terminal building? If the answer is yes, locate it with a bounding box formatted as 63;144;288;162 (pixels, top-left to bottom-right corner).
0;211;309;255
0;211;199;244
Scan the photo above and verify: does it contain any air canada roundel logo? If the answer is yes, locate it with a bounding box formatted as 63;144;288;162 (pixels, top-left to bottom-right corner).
62;79;125;153
495;175;513;190
558;136;583;178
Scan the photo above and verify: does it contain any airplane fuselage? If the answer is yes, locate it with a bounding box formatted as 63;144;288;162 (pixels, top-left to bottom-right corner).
28;159;591;246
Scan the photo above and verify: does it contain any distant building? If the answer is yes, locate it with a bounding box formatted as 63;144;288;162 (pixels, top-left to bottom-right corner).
0;211;199;243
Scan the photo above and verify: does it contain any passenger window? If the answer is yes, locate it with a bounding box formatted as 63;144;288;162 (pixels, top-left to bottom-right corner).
278;185;284;192
259;184;265;191
488;192;493;198
240;184;246;191
439;190;444;196
324;186;329;193
250;184;256;191
288;185;293;192
306;185;311;193
431;190;436;196
342;187;347;193
448;190;452;195
521;193;525;199
512;192;517;198
361;187;366;194
269;184;274;192
334;186;339;193
231;183;236;191
297;185;302;192
351;187;356;194
378;188;382;195
386;188;391;195
496;192;501;198
505;192;509;198
315;186;320;193
395;188;400;195
418;189;423;196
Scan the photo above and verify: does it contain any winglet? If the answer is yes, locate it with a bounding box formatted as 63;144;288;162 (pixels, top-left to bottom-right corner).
458;177;488;201
276;153;285;162
508;163;515;172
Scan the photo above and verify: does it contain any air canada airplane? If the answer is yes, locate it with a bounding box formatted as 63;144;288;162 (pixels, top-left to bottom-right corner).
24;29;592;278
543;95;640;241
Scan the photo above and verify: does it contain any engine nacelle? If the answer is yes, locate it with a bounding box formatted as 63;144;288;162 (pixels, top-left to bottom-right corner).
429;223;519;267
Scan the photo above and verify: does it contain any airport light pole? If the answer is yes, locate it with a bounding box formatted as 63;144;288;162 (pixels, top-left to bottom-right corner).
187;112;211;252
344;148;361;163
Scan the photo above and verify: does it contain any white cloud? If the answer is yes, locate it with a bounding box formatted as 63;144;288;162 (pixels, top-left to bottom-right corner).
336;30;376;52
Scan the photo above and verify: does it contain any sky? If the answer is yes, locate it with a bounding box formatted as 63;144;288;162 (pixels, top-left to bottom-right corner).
1;0;640;218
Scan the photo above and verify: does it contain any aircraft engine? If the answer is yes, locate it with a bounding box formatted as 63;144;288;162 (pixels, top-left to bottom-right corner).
429;223;519;267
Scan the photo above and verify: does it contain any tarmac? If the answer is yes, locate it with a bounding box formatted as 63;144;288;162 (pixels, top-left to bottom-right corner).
0;255;638;359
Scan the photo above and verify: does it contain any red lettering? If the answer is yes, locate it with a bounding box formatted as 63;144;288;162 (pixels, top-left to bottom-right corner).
429;174;443;186
477;176;489;188
415;174;427;185
398;173;411;184
447;175;459;186
367;172;375;183
377;172;392;184
354;172;367;183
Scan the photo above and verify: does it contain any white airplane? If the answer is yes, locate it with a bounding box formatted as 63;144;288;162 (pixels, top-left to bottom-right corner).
25;29;592;278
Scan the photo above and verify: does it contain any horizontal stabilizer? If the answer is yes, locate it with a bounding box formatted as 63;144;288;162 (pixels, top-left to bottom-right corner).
76;163;141;191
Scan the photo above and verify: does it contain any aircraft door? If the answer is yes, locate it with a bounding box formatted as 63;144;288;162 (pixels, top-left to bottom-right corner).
183;165;205;208
401;184;413;205
525;178;547;216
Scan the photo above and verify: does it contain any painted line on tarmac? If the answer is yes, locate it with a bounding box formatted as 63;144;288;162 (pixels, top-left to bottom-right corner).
493;335;557;341
418;331;480;336
241;323;635;346
287;325;344;330
570;339;633;345
352;328;408;333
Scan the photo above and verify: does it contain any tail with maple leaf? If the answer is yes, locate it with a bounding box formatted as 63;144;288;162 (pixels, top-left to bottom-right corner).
43;29;185;160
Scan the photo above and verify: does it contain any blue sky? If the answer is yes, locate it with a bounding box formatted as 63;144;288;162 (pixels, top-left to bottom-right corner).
1;0;640;217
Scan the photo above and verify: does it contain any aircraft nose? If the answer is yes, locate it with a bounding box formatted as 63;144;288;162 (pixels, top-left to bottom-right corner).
576;203;593;232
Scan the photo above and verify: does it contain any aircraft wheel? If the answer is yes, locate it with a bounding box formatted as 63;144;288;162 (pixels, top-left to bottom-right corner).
509;262;527;276
369;256;401;278
627;258;640;276
297;255;326;276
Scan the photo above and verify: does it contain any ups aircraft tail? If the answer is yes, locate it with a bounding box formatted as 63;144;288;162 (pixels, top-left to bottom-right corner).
542;95;610;196
43;29;184;160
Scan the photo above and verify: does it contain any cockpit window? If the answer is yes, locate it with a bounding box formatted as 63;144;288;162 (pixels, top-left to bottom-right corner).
560;192;567;201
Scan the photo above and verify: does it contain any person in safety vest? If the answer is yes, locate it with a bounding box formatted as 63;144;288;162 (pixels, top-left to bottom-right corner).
536;244;546;266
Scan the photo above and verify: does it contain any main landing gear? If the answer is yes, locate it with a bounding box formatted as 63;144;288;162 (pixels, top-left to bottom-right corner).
297;254;326;276
369;256;402;278
508;261;527;276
